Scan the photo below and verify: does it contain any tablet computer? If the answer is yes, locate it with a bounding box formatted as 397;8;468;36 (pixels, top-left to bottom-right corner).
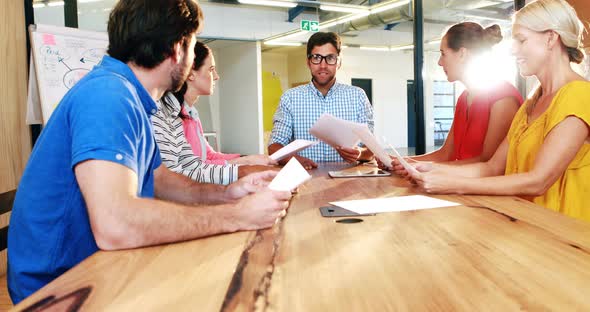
328;168;391;178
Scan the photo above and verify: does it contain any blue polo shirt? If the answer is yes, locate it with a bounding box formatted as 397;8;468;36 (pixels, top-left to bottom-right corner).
7;56;162;304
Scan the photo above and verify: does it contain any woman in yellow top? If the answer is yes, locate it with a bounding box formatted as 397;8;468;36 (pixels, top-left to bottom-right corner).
394;0;590;222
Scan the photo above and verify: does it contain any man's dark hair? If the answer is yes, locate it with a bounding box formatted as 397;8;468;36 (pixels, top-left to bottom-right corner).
306;32;341;56
107;0;203;68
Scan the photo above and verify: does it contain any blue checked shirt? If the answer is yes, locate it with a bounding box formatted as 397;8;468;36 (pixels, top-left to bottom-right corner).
270;81;374;162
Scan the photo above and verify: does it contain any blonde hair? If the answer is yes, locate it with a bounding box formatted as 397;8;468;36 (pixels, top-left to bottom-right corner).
513;0;586;64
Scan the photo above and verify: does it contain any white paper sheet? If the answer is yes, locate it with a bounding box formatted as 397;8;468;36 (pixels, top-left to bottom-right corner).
309;113;365;148
352;126;393;168
268;157;312;191
387;143;420;176
269;139;318;161
26;53;43;125
330;195;461;214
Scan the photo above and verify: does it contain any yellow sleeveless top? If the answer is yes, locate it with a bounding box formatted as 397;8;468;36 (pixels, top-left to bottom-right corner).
505;80;590;222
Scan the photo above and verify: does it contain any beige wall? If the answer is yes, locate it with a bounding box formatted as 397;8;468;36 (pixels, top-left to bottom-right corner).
0;1;31;275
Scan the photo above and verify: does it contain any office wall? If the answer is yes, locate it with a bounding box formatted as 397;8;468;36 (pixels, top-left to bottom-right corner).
0;1;31;275
338;48;418;148
216;42;264;155
287;49;310;87
261;53;289;132
266;47;441;148
262;53;289;92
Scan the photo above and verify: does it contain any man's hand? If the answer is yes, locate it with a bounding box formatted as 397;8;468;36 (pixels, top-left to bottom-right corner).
337;146;374;163
280;155;317;170
269;142;317;170
231;188;292;230
225;170;279;200
336;146;361;163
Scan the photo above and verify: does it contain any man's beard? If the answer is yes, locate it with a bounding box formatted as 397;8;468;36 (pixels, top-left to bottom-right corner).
312;72;335;87
170;54;192;92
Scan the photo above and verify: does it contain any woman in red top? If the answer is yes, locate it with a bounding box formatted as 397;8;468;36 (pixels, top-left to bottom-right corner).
410;22;523;164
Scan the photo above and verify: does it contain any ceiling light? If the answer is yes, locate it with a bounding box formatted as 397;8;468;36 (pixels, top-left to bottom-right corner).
33;3;46;8
238;0;297;8
389;44;414;51
319;4;369;14
319;12;370;29
370;0;410;15
360;46;390;51
47;1;65;7
272;31;305;41
265;41;302;46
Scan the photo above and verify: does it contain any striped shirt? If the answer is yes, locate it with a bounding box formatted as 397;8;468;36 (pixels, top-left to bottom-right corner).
151;93;238;185
270;81;374;162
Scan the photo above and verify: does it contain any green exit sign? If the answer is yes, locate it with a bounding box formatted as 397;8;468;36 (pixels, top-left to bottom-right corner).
301;20;319;32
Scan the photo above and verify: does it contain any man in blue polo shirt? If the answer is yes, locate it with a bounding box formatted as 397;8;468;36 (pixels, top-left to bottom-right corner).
7;0;291;304
268;32;375;169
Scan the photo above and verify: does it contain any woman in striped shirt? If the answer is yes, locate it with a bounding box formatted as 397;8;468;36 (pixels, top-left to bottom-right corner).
180;42;276;166
151;43;276;185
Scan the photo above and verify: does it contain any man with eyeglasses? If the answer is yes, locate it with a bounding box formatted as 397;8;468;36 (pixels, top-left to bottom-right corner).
268;32;375;169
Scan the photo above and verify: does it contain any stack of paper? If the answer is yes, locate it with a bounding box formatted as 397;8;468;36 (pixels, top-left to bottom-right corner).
309;113;366;148
330;195;460;214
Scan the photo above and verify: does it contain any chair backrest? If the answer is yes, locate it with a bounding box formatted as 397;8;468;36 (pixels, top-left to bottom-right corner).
0;190;15;275
0;226;6;253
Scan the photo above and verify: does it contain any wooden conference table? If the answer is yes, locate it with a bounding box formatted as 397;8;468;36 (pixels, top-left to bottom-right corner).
12;163;590;311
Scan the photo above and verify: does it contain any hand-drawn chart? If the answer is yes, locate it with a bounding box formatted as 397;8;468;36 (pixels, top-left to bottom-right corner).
29;25;108;124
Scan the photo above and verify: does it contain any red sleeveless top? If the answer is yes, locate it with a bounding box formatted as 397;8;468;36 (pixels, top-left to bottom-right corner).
451;81;523;160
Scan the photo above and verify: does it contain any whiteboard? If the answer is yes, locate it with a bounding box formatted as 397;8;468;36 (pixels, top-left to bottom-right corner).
27;24;108;124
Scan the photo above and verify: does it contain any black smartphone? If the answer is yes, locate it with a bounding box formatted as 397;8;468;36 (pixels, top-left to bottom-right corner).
319;206;375;217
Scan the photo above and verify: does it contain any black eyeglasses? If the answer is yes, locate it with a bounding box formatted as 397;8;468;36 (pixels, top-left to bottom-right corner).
308;54;339;65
